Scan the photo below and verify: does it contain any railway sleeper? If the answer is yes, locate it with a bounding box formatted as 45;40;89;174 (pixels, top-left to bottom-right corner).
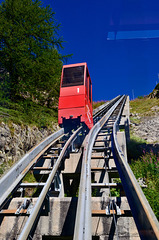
92;146;111;152
92;209;132;217
0;195;50;216
91;155;114;159
91;183;123;188
92;199;132;217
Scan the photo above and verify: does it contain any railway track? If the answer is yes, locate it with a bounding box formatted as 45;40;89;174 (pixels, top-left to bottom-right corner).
0;95;159;240
74;95;159;240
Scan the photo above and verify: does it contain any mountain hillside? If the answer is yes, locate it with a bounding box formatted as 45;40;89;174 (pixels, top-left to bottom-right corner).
130;96;159;155
129;90;159;220
148;83;159;99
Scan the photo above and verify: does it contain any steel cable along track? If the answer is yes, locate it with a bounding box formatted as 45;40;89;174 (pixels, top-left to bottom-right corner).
74;95;159;240
0;96;122;239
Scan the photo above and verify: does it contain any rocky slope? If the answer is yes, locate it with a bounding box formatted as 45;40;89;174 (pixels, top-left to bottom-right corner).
130;113;159;144
0;122;59;175
129;97;159;157
1;96;158;176
148;83;159;98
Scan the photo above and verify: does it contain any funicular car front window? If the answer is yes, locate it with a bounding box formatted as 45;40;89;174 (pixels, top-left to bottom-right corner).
62;66;84;87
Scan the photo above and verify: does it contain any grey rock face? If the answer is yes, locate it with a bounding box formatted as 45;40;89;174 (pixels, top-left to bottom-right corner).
131;116;159;143
0;122;59;165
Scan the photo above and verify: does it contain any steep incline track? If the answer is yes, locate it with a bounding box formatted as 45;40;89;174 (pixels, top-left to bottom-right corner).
0;95;159;240
74;95;159;240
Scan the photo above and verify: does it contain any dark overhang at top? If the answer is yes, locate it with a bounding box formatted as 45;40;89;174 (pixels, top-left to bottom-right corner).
105;0;159;32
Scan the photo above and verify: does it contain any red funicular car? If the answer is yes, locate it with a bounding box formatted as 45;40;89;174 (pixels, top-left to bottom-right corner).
58;62;93;132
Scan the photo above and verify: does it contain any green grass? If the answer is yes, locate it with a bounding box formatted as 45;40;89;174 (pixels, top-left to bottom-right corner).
130;98;159;116
129;97;159;220
127;134;147;161
0;98;58;128
130;116;141;125
127;131;159;220
93;100;107;109
0;159;14;178
0;98;58;179
22;171;37;183
130;151;159;220
110;178;121;197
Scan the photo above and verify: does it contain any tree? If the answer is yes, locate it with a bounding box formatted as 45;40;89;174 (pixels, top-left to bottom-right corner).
0;0;65;105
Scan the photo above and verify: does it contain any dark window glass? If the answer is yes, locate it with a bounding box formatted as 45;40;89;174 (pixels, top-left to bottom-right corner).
86;69;89;95
89;79;92;102
62;66;84;87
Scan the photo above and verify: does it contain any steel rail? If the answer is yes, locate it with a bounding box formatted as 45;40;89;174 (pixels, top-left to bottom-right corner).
18;126;83;240
0;95;127;239
93;95;121;121
73;95;125;240
0;95;120;209
0;93;120;207
0;129;64;208
112;99;159;240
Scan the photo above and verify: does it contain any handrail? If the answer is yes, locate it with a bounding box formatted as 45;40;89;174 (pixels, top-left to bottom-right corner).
0;128;64;207
112;98;159;240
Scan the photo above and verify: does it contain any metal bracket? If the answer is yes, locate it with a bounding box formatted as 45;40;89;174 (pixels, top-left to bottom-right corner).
15;198;32;215
17;187;25;197
42;193;50;214
106;200;121;215
53;171;61;192
26;201;33;215
70;135;78;152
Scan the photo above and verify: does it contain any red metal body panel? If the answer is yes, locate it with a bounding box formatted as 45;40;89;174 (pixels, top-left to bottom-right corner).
58;107;85;125
60;85;85;97
85;103;93;129
58;62;93;129
59;95;85;109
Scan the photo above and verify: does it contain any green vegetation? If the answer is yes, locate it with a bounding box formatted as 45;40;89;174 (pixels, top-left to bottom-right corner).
155;83;159;91
130;98;159;116
130;151;159;220
0;0;71;180
127;135;147;160
93;100;107;109
0;0;69;106
0;158;13;177
0;98;58;128
0;0;72;128
130;116;141;125
23;171;37;183
129;97;159;220
137;95;144;99
110;178;121;197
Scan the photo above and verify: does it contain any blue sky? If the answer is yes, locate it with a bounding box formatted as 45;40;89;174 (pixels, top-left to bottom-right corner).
1;0;159;101
47;0;159;101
